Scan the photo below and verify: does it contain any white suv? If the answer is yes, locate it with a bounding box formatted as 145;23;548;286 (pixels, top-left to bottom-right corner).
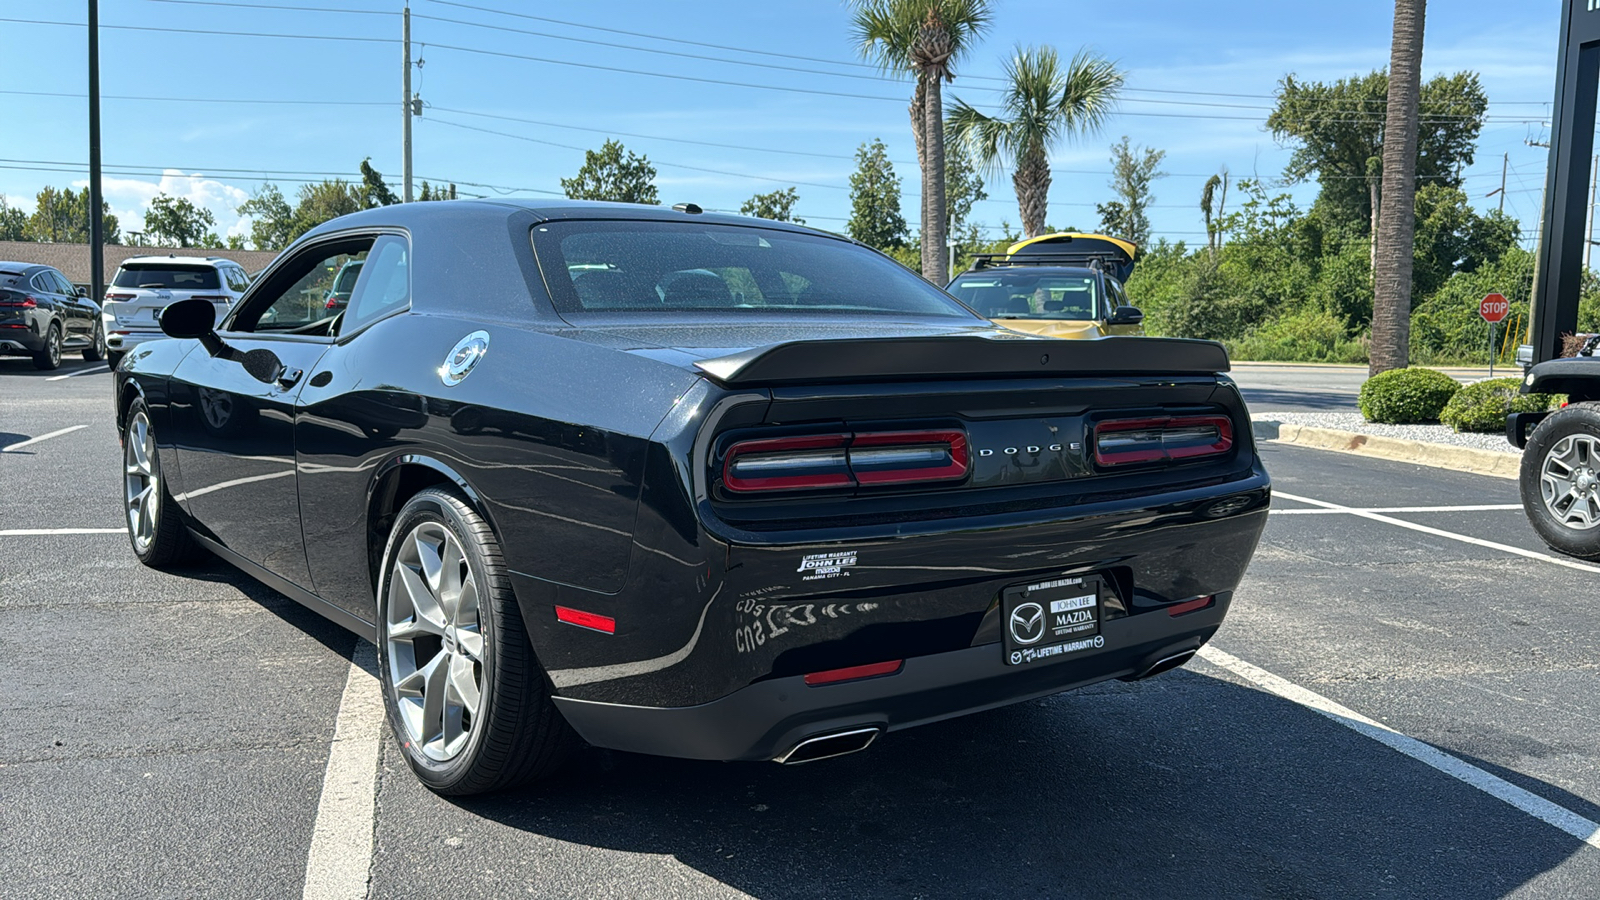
102;255;253;367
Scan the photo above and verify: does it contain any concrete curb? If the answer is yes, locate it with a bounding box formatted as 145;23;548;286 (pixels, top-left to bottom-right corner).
1252;421;1522;480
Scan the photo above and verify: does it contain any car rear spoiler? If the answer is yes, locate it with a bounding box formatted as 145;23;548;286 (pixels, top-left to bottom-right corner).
695;335;1230;387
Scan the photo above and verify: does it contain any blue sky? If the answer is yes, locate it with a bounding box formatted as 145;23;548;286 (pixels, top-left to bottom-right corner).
0;0;1566;247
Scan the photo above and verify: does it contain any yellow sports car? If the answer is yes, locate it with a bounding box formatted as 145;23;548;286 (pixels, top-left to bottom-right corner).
946;233;1143;339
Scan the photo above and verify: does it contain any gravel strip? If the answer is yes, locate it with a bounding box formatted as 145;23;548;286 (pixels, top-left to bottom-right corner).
1251;410;1519;454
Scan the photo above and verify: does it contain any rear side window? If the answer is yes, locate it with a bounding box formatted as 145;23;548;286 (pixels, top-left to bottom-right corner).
531;221;977;320
113;264;220;290
340;235;410;335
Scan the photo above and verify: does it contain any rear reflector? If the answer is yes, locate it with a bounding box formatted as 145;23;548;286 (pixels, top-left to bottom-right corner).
723;429;968;494
1167;596;1215;617
554;605;616;634
803;659;904;685
1094;415;1233;467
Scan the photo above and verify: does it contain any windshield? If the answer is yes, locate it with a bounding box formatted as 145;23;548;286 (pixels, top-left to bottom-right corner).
531;220;978;320
113;264;220;290
948;272;1101;321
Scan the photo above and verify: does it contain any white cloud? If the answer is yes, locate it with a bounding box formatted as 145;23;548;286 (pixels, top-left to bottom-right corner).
72;170;250;245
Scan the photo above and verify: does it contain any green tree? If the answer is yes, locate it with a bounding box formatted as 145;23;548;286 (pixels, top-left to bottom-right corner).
560;139;659;204
291;180;361;241
847;138;908;251
949;46;1123;238
143;194;219;248
850;0;993;285
1266;68;1485;243
237;183;296;251
418;181;457;201
945;138;986;237
1371;0;1428;375
358;158;399;208
1094;136;1165;246
0;195;26;240
24;186;120;244
1200;169;1230;258
740;187;804;223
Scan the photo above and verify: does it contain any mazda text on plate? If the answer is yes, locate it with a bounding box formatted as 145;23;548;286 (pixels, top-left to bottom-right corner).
112;200;1269;795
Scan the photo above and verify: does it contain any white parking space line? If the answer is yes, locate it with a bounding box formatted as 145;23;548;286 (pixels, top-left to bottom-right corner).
301;640;383;900
1271;504;1523;515
1;424;87;452
1198;646;1600;851
44;365;109;381
0;527;123;536
1273;490;1600;575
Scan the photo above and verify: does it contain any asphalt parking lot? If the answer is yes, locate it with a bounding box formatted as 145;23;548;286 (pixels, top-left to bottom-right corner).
3;357;1598;899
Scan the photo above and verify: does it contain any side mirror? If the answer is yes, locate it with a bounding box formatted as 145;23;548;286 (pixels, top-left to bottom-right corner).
1107;305;1144;326
160;298;217;339
75;286;89;298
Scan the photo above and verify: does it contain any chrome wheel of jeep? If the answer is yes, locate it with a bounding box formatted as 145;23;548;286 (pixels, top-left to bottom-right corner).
124;411;159;552
1540;433;1600;530
385;521;484;762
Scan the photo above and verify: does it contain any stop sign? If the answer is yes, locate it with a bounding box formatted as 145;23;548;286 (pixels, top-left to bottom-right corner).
1480;293;1509;324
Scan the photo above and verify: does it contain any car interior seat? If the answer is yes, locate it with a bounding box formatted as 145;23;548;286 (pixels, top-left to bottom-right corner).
660;271;734;307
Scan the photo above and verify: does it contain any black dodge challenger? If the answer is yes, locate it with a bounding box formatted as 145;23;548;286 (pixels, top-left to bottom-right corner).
113;200;1269;795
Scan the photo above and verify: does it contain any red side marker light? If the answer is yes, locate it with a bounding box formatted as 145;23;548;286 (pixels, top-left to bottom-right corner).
803;659;903;686
555;605;615;634
1167;596;1215;617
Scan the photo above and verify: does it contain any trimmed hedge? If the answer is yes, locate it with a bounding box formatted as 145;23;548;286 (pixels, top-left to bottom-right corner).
1359;367;1462;424
1439;377;1558;433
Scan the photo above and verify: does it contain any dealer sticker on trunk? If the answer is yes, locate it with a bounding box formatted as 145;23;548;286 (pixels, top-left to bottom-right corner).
797;551;857;582
1001;575;1104;665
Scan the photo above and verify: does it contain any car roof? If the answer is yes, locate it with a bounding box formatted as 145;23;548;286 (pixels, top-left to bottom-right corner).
952;266;1101;279
0;261;46;273
117;255;235;267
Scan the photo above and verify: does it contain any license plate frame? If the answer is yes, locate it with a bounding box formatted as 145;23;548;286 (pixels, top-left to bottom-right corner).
1000;574;1105;666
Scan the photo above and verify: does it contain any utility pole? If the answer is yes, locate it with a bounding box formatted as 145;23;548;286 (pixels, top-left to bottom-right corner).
1498;152;1508;214
402;3;413;203
88;0;104;305
1589;154;1599;271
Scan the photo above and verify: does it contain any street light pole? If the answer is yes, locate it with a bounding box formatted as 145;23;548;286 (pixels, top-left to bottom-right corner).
88;0;104;304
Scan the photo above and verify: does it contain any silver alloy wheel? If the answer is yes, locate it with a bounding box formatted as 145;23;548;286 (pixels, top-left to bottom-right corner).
1540;433;1600;530
123;412;159;552
385;521;485;762
93;323;106;357
46;326;61;366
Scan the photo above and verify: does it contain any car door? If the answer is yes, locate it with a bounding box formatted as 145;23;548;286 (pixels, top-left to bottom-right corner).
55;271;98;342
31;271;75;342
168;235;372;589
292;234;416;620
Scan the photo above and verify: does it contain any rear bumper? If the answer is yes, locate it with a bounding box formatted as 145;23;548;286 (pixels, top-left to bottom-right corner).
0;333;44;353
105;329;164;353
553;594;1228;762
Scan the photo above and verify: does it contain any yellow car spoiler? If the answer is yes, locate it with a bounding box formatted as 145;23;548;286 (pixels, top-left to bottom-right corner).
975;232;1138;282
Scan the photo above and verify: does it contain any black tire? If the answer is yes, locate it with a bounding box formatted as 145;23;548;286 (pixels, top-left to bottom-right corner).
376;487;576;795
1521;403;1600;559
83;321;105;362
32;323;62;370
122;399;208;568
106;349;125;370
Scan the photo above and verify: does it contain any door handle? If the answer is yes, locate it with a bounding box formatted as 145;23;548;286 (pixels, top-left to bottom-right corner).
275;367;304;390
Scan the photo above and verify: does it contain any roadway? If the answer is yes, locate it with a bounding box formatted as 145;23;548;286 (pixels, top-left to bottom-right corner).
2;358;1596;898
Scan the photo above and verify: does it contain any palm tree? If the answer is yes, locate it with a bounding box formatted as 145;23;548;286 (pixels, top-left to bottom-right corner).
948;46;1123;239
1370;0;1427;376
851;0;993;285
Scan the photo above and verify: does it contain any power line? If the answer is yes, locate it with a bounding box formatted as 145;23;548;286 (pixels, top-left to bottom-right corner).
422;116;852;191
145;0;392;14
0;15;394;44
1;89;387;107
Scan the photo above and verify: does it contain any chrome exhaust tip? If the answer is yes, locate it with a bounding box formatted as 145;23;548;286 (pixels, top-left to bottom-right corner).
1127;649;1197;682
773;727;881;765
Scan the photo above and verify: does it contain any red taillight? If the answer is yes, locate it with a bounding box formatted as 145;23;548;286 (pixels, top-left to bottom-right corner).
849;430;969;485
723;433;853;492
0;295;37;308
721;429;968;494
1167;595;1215;617
105;292;135;301
555;605;616;634
1094;415;1233;467
325;297;340;309
803;659;903;685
